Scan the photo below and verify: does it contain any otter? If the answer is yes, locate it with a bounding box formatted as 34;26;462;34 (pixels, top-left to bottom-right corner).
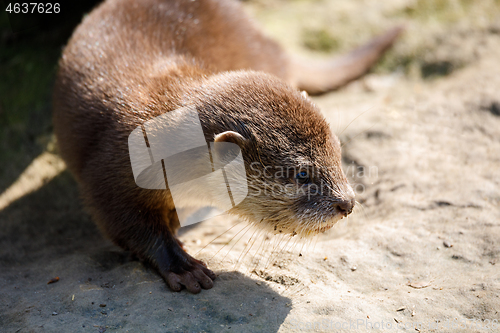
53;0;401;293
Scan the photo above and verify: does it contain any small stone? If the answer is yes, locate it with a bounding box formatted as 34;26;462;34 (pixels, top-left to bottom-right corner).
52;312;58;316
443;241;452;248
99;304;106;307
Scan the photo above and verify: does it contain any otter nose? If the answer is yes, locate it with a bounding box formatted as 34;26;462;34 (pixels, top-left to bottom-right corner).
335;198;355;216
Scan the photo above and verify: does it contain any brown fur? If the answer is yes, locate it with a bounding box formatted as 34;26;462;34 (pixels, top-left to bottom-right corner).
53;0;397;293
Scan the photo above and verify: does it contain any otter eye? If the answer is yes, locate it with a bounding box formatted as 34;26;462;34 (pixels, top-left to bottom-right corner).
295;171;310;185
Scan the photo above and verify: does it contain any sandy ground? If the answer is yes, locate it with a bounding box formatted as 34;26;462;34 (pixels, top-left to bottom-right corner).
1;1;500;332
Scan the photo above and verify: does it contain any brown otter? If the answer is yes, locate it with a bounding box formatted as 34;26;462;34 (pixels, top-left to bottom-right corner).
53;0;401;293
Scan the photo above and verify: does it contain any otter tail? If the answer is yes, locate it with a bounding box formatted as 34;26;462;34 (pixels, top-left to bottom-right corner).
292;26;404;95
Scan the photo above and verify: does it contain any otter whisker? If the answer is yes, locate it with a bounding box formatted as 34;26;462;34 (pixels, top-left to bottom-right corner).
265;235;294;270
234;226;261;270
209;221;252;262
285;283;309;299
220;222;254;263
298;238;307;257
341;118;383;149
353;200;367;220
248;231;272;274
257;233;281;271
338;105;376;137
195;218;247;257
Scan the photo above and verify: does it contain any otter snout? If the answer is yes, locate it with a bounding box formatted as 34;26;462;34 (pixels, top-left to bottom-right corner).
335;198;355;217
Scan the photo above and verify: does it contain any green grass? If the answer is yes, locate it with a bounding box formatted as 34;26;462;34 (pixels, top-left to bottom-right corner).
302;28;340;53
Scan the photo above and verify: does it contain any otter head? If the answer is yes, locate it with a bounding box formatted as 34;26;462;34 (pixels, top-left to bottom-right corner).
192;71;355;237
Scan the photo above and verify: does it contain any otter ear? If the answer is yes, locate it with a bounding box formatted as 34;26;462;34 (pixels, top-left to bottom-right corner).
212;131;246;169
214;131;246;146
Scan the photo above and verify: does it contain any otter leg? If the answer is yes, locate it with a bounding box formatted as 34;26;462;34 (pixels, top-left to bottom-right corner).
145;225;217;293
86;191;216;293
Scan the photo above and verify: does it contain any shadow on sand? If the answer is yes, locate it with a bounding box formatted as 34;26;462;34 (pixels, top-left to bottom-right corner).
0;171;290;332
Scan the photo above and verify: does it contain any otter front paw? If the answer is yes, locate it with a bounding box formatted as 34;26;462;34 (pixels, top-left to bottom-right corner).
150;237;217;293
162;256;216;293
